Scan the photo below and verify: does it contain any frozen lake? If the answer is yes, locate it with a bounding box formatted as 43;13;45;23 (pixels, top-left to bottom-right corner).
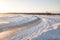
0;14;60;40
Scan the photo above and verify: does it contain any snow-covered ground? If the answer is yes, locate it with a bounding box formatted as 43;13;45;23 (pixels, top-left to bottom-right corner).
0;14;60;40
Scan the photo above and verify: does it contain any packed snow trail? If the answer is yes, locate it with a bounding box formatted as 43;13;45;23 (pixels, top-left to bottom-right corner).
32;15;60;40
21;18;50;40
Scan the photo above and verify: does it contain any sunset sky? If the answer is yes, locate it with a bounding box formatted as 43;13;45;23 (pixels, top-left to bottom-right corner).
0;0;60;13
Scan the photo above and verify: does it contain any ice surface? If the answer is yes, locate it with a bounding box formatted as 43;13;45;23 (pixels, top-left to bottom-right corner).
0;14;60;40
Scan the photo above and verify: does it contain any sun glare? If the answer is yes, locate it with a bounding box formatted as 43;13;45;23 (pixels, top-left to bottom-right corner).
0;6;8;13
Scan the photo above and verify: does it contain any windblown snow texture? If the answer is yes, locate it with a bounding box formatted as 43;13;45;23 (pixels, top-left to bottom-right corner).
0;14;60;40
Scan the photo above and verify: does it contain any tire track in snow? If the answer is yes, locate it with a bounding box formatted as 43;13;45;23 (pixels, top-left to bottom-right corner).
21;18;50;40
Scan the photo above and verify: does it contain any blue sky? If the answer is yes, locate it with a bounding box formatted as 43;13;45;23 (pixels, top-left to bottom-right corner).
0;0;60;13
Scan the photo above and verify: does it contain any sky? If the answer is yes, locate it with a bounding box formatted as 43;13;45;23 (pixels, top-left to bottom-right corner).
0;0;60;13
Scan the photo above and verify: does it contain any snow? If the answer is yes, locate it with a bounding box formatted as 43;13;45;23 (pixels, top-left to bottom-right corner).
0;14;37;28
0;14;60;40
